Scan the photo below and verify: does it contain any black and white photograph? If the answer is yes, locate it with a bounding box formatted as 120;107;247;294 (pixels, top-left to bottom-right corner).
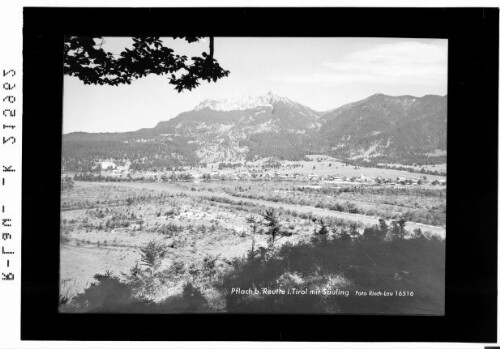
58;36;447;315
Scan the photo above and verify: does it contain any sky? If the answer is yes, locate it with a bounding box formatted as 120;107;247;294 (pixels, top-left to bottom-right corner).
63;37;448;134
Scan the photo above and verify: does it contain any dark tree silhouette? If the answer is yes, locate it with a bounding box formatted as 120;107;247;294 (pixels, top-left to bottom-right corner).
378;218;389;234
389;219;407;240
262;208;280;243
316;219;329;236
261;208;291;244
63;36;230;92
246;215;260;259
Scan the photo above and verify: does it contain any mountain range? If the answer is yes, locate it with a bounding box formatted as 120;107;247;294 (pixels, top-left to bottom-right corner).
62;91;447;172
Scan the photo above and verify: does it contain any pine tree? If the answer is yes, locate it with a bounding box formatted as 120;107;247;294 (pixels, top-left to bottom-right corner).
262;208;281;244
246;215;259;259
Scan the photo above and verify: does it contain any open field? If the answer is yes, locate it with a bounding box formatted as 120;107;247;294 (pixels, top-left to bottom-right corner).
60;178;445;314
175;180;446;228
93;156;447;182
376;161;447;174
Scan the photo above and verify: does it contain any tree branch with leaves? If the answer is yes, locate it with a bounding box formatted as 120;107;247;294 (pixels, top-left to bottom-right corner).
63;36;230;92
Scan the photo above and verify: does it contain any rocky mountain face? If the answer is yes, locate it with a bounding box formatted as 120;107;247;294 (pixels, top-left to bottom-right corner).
153;91;323;163
62;91;447;171
318;93;447;164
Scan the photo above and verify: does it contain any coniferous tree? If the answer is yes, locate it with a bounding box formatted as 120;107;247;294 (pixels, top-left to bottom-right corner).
261;208;282;244
246;215;260;259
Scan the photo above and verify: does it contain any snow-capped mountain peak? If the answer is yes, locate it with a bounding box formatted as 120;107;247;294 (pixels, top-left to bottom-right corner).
194;90;293;111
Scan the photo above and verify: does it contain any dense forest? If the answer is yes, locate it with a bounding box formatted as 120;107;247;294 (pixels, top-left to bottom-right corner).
62;134;198;172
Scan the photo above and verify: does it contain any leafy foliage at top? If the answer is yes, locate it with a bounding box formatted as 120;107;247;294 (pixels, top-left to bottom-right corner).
63;36;230;92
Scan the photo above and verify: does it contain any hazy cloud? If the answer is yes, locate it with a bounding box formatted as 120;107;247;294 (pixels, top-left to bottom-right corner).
269;41;447;87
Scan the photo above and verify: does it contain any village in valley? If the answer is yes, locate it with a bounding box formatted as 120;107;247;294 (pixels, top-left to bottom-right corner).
67;155;446;187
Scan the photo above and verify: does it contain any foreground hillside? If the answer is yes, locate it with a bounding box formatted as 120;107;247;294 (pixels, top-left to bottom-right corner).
59;180;445;314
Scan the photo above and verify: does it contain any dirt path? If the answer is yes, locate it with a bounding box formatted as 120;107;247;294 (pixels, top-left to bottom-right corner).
88;181;446;238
